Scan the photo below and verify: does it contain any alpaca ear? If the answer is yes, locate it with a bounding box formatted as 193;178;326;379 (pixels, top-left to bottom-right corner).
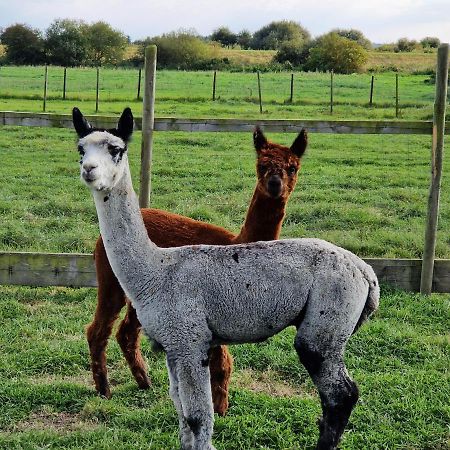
116;107;134;142
72;107;92;138
253;126;268;153
290;129;308;158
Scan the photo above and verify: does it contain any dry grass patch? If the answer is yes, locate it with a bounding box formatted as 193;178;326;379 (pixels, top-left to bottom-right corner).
9;406;97;433
233;368;316;399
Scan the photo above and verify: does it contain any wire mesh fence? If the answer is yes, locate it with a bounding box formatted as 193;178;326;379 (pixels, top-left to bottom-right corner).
0;65;439;118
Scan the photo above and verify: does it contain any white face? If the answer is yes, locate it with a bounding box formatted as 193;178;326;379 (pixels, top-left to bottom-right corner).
78;131;128;192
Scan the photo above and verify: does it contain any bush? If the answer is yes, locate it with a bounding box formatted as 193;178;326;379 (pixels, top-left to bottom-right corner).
305;33;368;74
332;28;372;49
395;38;417;52
210;27;237;47
274;40;309;67
252;21;310;50
420;37;440;49
136;31;219;69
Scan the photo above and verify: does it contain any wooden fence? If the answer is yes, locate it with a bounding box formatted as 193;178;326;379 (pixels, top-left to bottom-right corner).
0;252;449;293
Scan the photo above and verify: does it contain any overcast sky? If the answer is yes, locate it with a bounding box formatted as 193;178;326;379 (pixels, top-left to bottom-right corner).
1;0;450;43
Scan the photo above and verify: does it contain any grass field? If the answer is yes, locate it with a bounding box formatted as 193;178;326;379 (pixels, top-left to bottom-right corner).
0;66;438;120
0;284;448;449
1;126;449;258
0;63;449;448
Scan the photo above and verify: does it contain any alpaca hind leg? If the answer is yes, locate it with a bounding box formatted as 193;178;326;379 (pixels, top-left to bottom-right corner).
295;332;358;450
86;280;126;398
209;345;233;416
116;301;151;389
167;355;195;450
176;349;216;450
294;286;361;450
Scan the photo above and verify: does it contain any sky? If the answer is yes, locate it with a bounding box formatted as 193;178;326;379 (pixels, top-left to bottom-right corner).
1;0;450;44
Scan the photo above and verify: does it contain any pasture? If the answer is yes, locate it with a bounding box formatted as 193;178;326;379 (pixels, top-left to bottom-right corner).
0;64;449;448
0;66;438;120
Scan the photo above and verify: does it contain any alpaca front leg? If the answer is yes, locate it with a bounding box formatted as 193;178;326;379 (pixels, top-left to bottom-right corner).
177;351;216;450
116;301;151;389
167;355;195;450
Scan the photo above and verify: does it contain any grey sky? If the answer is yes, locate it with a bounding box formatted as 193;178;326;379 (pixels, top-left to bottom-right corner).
1;0;449;43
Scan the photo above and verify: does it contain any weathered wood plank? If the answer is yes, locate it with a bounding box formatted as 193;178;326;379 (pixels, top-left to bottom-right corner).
0;252;449;293
0;110;442;135
0;252;96;288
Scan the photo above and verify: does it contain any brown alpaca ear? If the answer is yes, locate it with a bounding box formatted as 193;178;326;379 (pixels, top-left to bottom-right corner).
290;129;308;158
253;126;268;153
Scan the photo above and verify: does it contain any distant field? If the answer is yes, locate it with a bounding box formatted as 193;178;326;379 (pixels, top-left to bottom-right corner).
0;66;437;120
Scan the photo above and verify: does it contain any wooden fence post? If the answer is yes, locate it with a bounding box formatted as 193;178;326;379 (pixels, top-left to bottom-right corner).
139;45;157;208
63;67;67;100
369;75;374;106
330;70;334;114
137;68;142;100
95;67;100;113
420;43;449;294
289;73;294;103
395;73;399;118
257;71;263;114
43;65;48;112
212;70;217;101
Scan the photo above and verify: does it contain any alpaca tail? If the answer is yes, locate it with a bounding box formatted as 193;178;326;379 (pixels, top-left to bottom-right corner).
353;263;380;333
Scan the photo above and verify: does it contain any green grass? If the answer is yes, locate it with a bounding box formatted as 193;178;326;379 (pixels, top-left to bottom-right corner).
0;66;438;120
0;285;448;449
0;126;449;258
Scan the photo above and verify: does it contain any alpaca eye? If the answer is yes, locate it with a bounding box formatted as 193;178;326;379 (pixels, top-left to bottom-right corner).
77;145;85;156
108;144;121;156
258;165;267;174
288;165;297;175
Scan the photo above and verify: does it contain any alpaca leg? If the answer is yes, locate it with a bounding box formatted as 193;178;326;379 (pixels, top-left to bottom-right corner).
166;355;195;450
209;345;233;416
176;348;216;450
116;301;151;389
294;326;359;449
86;279;126;398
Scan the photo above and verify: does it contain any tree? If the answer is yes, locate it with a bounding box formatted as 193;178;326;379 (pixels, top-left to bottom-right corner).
306;33;368;74
210;27;237;47
332;28;372;49
236;30;252;49
252;21;310;50
0;23;45;64
45;19;87;66
395;37;417;52
420;37;440;49
84;22;128;66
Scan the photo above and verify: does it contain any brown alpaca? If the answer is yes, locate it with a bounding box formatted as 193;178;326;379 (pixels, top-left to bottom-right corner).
87;127;308;415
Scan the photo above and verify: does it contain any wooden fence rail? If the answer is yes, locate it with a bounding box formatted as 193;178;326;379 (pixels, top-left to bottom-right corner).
0;110;446;135
1;252;449;293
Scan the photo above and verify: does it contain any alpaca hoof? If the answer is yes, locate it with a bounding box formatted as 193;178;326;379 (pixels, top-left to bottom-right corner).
96;380;112;399
213;400;229;416
135;374;151;389
98;388;112;399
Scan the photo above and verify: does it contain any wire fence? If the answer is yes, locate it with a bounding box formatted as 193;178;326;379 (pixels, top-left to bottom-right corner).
0;65;439;117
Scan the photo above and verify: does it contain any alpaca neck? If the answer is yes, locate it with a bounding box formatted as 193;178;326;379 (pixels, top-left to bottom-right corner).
234;187;287;243
91;165;160;300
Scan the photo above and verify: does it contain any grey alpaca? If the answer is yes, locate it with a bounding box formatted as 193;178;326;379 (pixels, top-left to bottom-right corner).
73;107;379;450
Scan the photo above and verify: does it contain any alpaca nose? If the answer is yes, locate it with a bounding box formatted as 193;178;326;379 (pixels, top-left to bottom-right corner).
83;162;98;173
268;175;282;195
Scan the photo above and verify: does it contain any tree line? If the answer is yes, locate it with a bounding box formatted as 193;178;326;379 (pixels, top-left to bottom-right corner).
0;19;441;74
